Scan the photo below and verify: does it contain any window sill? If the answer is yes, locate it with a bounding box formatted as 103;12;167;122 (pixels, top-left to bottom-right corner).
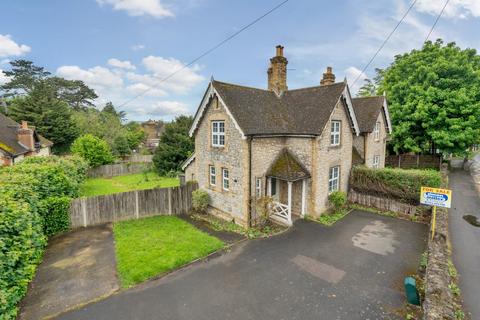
328;144;342;150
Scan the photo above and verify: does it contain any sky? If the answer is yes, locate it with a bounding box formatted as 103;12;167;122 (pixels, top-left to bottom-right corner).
1;0;479;122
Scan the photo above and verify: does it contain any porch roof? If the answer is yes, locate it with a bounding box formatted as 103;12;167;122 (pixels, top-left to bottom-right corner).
266;148;310;182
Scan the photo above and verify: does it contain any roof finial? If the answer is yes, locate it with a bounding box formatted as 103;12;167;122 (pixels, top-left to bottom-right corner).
210;75;215;82
343;76;347;83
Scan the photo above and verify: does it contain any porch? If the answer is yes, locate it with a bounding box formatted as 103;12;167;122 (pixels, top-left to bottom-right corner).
265;148;310;227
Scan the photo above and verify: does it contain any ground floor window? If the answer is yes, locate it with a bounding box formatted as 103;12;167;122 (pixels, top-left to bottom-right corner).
222;168;229;191
209;165;216;186
270;177;277;196
255;177;262;197
328;166;340;193
373;155;380;168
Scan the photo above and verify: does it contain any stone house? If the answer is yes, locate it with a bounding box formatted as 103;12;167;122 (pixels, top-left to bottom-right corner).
141;119;165;150
351;96;392;168
0;113;53;166
183;46;390;227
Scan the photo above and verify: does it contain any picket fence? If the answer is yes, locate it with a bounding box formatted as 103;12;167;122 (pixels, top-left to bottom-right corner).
70;182;197;228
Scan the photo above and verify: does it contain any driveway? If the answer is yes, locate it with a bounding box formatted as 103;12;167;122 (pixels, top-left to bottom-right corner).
19;224;119;320
58;210;426;320
449;169;480;319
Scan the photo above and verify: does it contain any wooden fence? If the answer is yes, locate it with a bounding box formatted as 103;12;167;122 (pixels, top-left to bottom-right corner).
123;154;153;163
70;182;198;228
385;154;442;169
87;162;152;178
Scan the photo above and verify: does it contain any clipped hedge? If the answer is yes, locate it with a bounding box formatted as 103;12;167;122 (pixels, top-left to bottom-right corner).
350;166;442;205
0;156;87;319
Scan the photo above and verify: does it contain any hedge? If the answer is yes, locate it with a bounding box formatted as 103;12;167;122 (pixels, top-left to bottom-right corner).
350;166;442;205
0;156;87;319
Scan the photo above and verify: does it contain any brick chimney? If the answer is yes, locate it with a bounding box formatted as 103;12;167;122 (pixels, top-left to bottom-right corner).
268;45;288;95
320;66;336;85
17;121;35;151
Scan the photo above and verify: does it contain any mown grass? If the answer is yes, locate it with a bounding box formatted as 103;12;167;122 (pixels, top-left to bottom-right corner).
113;216;224;288
80;171;179;196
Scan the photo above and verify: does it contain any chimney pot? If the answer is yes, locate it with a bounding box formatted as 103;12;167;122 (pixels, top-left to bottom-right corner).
276;45;284;57
21;120;28;129
268;45;288;94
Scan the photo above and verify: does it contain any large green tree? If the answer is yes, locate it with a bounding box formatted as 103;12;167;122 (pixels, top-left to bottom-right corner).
7;81;79;152
1;59;50;95
153;115;194;175
379;40;480;155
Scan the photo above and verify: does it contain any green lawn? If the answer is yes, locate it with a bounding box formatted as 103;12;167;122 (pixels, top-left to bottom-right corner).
80;172;179;196
113;216;224;287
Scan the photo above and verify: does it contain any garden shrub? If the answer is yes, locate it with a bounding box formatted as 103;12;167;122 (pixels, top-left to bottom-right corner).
350;166;442;205
40;197;72;236
0;197;46;319
192;189;209;214
328;191;347;211
71;134;114;167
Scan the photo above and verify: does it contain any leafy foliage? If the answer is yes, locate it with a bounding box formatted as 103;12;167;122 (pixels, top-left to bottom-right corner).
357;79;377;97
378;40;480;155
328;191;347;211
153;115;194;175
71;134;114;167
112;135;131;157
192;189;209;214
0;59;50;95
0;156;87;319
350;166;442;205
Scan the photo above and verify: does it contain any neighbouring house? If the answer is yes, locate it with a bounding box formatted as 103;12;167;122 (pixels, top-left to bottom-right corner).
141;119;165;150
0;113;53;166
183;45;390;227
351;96;392;168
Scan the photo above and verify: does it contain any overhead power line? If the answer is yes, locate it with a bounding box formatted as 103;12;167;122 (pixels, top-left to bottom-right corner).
351;0;419;88
117;0;290;109
424;0;450;43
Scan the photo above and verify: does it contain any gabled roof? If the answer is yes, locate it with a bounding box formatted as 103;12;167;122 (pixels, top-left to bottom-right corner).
266;148;310;181
189;80;360;137
351;96;392;134
0;113;52;156
181;153;195;171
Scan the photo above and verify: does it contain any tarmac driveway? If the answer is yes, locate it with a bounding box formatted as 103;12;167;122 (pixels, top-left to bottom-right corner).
58;210;426;320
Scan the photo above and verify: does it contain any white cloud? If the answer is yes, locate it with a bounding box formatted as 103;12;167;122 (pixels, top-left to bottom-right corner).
0;69;9;85
415;0;480;19
0;34;31;58
96;0;173;18
57;65;123;89
108;58;136;70
131;44;145;51
345;66;367;94
131;101;189;117
126;82;168;97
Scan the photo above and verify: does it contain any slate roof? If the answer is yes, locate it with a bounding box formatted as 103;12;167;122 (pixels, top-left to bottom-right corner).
0;113;52;156
266;148;311;181
351;96;386;133
209;80;353;136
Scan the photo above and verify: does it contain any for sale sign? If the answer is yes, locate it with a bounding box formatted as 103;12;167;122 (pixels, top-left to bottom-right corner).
420;187;452;208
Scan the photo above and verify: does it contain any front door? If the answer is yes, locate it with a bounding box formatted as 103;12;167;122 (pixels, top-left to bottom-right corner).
270;177;279;201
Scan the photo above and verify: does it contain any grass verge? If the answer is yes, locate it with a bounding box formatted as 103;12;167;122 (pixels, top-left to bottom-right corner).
306;208;351;226
80;171;179;196
113;216;224;288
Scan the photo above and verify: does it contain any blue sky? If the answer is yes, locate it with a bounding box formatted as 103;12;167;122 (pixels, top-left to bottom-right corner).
1;0;479;121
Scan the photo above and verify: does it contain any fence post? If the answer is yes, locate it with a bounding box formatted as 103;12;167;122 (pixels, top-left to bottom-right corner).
398;155;401;168
82;198;87;227
168;188;172;215
135;190;139;219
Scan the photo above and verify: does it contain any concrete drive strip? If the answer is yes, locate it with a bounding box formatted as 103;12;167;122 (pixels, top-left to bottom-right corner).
291;255;345;284
19;224;119;320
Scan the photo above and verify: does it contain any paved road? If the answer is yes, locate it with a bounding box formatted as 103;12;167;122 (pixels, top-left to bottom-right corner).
58;210;426;320
449;169;480;319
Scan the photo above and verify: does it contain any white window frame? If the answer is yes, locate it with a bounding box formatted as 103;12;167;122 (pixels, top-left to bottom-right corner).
209;165;216;186
255;178;262;198
373;122;380;141
373;155;380;168
328;166;340;193
222;168;229;191
330;120;341;146
211;121;225;147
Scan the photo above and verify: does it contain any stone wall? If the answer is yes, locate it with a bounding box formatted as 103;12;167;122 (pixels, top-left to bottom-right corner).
364;111;387;168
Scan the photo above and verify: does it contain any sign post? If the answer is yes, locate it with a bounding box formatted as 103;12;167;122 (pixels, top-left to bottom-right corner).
420;187;452;240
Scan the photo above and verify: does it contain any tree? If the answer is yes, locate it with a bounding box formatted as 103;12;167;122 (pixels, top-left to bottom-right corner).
47;77;98;110
1;60;50;96
112;135;131;157
7;81;78;152
153;115;194;175
125;121;146;150
102;102;126;121
73;108;125;146
378;40;480;156
357;79;377;97
71;134;114;167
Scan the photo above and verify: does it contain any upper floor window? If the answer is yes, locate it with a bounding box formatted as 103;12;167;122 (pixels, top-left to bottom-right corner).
330;120;341;146
222;168;229;191
373;155;380;168
212;121;225;147
209;165;216;186
373;122;380;141
328;166;340;193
